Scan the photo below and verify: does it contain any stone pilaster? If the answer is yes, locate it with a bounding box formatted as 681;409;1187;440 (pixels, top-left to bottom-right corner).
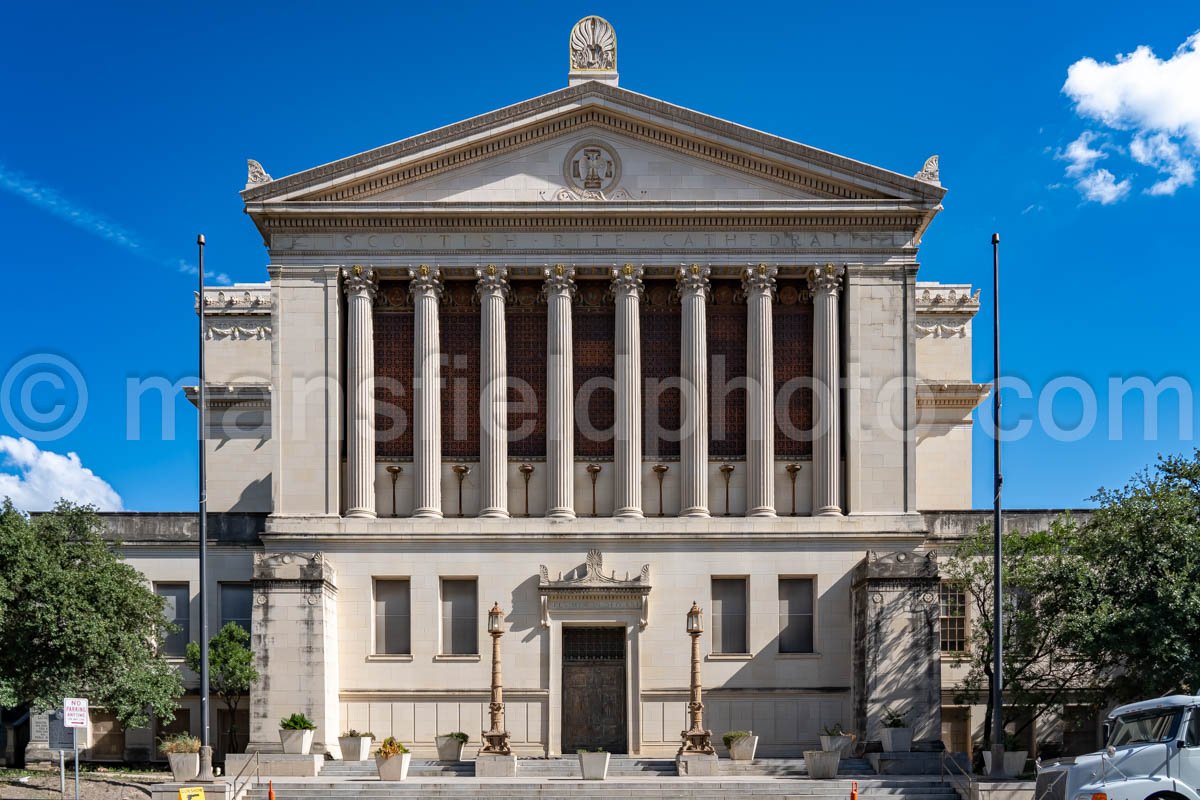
543;264;576;520
476;264;510;518
743;263;777;517
343;266;377;518
612;263;644;518
410;265;443;518
809;263;844;516
677;263;710;517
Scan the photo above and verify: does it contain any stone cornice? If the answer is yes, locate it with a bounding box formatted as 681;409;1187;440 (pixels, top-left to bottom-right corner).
241;83;946;206
195;285;271;315
915;283;980;315
915;381;990;409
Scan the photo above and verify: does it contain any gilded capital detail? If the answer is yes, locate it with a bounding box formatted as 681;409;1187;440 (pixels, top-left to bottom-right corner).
808;263;845;296
542;263;576;296
611;263;644;297
475;263;510;298
742;263;777;295
342;265;377;299
676;263;711;295
408;264;443;298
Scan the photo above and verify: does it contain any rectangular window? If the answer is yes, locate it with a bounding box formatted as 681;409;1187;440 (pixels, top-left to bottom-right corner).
220;583;252;635
711;578;748;654
441;579;478;655
940;582;967;653
778;577;815;653
375;579;411;655
155;583;189;657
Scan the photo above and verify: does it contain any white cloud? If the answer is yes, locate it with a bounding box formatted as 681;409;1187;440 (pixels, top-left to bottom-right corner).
0;436;123;512
1061;31;1200;200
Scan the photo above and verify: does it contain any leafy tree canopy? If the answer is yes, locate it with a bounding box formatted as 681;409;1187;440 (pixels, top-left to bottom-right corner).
0;500;182;727
186;621;259;753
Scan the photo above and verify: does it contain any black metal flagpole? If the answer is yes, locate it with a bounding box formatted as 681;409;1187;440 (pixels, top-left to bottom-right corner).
990;232;1005;775
196;234;214;781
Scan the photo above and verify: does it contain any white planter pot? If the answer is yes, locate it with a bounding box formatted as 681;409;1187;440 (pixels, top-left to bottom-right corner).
166;753;199;782
376;752;411;781
804;749;841;779
339;736;372;761
279;728;314;755
578;751;610;780
880;727;912;753
981;750;1029;777
728;735;758;761
820;735;854;756
435;735;466;761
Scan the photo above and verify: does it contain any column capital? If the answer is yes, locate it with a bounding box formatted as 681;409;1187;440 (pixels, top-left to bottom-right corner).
807;263;845;296
475;263;510;299
611;262;644;298
542;263;576;297
342;264;378;299
408;264;443;298
676;263;711;295
741;262;777;296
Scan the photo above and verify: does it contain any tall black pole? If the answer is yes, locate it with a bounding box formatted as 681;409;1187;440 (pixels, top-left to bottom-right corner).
990;232;1004;774
196;235;214;781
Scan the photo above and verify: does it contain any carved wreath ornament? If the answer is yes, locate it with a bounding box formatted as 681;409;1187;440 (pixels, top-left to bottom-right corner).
569;16;616;71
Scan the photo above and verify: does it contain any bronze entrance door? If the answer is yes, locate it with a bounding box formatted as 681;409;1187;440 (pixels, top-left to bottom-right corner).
561;627;627;753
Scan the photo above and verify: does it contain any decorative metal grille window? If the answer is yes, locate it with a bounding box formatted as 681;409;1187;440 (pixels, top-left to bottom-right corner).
563;627;625;661
940;582;967;653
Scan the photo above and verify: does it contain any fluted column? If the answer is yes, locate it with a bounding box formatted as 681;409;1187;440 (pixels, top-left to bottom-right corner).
677;263;710;518
612;263;644;518
343;265;378;518
543;264;576;520
410;264;443;518
477;264;510;518
809;263;844;516
743;263;777;517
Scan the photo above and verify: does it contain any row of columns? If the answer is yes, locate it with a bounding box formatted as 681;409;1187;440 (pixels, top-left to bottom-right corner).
342;262;845;519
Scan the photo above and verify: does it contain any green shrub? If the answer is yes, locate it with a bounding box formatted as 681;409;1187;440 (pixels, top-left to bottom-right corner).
279;713;316;731
722;730;753;749
378;737;409;758
881;707;908;729
443;732;468;743
341;730;374;739
159;733;201;754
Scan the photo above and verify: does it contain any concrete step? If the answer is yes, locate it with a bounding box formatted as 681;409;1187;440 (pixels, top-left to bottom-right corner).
245;788;959;800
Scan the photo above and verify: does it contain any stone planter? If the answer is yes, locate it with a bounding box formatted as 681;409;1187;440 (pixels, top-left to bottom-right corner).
376;752;411;781
880;727;912;753
804;749;841;779
728;734;759;761
820;734;854;756
166;753;199;782
279;728;314;755
339;736;372;761
982;750;1029;777
435;735;466;761
578;751;610;780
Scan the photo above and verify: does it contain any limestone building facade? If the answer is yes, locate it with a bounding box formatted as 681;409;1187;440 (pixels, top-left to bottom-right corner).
26;17;1002;763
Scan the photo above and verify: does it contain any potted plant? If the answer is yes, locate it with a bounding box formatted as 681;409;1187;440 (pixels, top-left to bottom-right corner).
435;731;469;761
803;746;841;779
820;723;855;756
159;733;200;781
279;712;317;754
981;734;1029;777
376;736;411;781
338;729;374;761
880;706;912;753
577;748;610;780
723;730;759;762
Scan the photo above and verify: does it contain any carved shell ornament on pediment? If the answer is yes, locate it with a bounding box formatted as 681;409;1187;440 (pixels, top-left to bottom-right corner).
569;16;616;71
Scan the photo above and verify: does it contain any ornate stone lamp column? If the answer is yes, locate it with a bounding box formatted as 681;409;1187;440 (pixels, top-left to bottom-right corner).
344;265;378;518
743;263;777;517
677;264;711;517
410;265;443;518
808;263;845;516
544;264;576;520
611;263;644;517
476;264;510;517
678;601;717;774
477;601;516;776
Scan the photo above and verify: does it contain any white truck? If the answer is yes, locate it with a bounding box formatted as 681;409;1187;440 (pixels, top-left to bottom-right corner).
1037;696;1200;800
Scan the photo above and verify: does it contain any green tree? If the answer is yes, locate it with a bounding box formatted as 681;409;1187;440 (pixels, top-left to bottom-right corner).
943;518;1102;751
186;622;259;754
0;500;182;726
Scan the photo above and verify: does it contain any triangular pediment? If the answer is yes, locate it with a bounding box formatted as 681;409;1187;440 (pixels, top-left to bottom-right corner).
242;83;945;208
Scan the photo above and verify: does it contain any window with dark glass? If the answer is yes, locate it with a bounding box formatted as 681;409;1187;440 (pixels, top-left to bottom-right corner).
375;579;411;655
778;578;815;653
156;583;190;657
441;579;478;655
711;578;748;654
220;583;252;634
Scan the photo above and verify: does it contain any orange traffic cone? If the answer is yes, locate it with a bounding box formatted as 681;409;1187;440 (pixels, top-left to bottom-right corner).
851;781;859;800
268;780;276;800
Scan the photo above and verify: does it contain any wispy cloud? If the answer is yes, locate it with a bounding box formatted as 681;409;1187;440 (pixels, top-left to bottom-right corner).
0;162;231;284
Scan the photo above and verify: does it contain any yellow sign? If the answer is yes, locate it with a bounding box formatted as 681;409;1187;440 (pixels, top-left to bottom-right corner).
178;788;205;800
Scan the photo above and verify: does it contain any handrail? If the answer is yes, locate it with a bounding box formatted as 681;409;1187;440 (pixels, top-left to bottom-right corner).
941;750;974;784
231;751;260;800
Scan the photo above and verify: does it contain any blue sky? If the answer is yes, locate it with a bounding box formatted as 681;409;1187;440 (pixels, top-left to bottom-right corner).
1;1;1197;512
